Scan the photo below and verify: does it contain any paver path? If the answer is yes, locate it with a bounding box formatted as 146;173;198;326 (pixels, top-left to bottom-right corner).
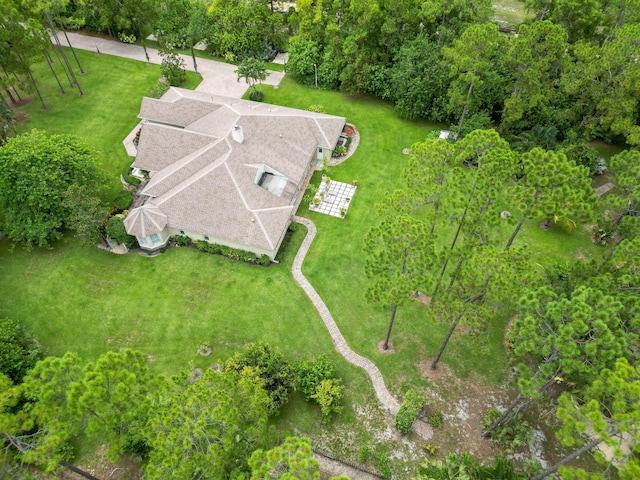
55;31;285;98
292;216;433;440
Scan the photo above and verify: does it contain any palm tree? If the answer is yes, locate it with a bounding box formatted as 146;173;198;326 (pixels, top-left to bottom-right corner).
235;58;269;101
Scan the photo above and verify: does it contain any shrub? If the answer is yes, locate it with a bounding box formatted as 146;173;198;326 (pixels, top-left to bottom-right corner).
296;354;337;401
394;388;424;434
482;408;533;453
113;190;132;210
106;215;136;248
307;104;325;113
173;235;192;246
249;90;265;102
223;341;296;416
0;318;42;383
561;142;607;175
332;146;347;157
121;167;140;186
160;50;186;86
373;449;392;480
358;444;372;463
427;411;444;428
311;378;344;423
148;81;170;99
118;32;137;44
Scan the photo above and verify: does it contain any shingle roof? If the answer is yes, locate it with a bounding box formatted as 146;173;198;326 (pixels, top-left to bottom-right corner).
123;204;168;238
126;87;346;254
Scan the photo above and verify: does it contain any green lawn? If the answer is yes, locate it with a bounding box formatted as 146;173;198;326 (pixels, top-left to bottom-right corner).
15;48;201;201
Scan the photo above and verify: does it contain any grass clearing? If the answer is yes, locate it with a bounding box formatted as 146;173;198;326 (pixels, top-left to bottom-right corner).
492;0;532;28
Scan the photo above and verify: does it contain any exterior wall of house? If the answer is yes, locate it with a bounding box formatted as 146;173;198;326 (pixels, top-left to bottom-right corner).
137;227;171;250
316;146;333;161
166;227;278;259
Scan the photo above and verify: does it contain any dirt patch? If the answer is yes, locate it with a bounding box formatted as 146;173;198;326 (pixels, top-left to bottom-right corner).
418;360;511;461
63;445;142;480
377;340;395;354
539;220;553;231
412;291;431;306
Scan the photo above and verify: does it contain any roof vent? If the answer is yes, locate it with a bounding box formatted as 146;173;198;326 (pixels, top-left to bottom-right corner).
232;124;244;144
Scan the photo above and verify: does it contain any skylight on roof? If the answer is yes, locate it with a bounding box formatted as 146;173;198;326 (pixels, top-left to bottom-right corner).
255;165;288;197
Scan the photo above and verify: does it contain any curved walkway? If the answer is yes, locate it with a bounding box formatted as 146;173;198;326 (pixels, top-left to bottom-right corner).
292;216;433;440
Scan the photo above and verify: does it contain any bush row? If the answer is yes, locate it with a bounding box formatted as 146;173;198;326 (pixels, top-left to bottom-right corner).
173;236;271;265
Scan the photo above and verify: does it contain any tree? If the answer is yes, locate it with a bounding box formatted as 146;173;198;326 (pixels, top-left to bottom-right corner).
223;341;297;416
0;318;42;384
249;436;349;480
502;20;569;133
601;150;640;245
144;369;270;479
562;23;640;146
0;130;106;248
0;98;16;144
364;212;434;350
75;0;158;38
443;23;508;138
67;349;160;459
533;358;640;480
249;436;320;479
206;0;278;60
154;0;210;73
485;284;635;435
61;184;107;245
390;34;450;122
505;148;594;249
159;47;187;86
235;58;270;101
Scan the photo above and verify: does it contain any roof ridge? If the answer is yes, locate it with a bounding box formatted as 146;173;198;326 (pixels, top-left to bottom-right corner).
222;149;274;251
154;147;230;206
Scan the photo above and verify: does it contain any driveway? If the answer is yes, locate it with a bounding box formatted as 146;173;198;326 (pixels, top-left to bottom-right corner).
55;31;285;98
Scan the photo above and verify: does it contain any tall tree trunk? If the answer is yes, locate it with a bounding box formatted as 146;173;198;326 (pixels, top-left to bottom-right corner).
44;51;66;94
190;46;198;74
455;79;474;139
445;256;465;295
431;312;464;370
142;40;150;63
483;393;530;436
383;304;398;351
531;438;602;480
505;217;526;249
432;174;479;302
27;69;46;109
46;11;83;95
53;46;73;86
59;461;102;480
3;86;16;104
59;21;85;74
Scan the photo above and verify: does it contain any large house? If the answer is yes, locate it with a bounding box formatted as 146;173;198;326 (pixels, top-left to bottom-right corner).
124;87;346;259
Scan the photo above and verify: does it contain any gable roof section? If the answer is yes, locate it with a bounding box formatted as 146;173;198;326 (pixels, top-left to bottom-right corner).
140;96;222;127
133;123;215;172
143;140;230;198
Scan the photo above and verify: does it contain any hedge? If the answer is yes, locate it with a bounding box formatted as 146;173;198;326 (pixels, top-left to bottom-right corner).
394;388;424;434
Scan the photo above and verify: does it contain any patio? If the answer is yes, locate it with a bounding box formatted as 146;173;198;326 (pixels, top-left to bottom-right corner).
309;176;357;218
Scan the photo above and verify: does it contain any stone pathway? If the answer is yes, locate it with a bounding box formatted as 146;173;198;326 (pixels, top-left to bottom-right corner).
291;216;434;441
596;182;615;196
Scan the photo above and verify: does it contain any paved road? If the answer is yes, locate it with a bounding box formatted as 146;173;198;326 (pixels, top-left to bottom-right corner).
55;31;285;98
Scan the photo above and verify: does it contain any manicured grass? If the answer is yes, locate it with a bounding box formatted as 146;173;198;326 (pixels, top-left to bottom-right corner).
15;48;201;202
